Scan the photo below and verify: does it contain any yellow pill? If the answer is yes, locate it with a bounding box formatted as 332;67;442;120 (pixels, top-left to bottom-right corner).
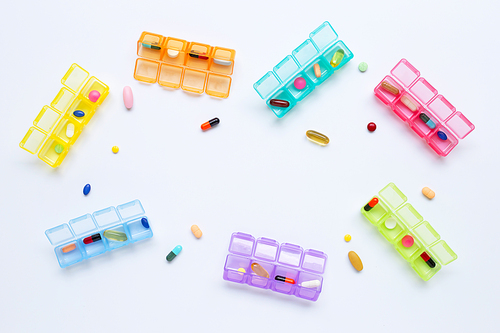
344;234;351;242
330;49;345;68
191;224;203;239
237;268;246;273
422;187;435;199
348;251;363;271
112;146;119;154
314;63;321;78
306;130;329;146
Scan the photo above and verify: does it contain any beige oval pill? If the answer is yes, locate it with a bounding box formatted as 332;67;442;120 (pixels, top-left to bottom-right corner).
191;225;202;239
422;187;435;199
251;263;269;278
348;251;363;271
314;63;321;78
62;243;76;253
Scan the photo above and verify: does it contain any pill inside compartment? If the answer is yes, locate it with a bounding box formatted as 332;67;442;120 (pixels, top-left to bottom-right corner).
224;255;251;283
37;136;69;167
378;215;407;245
410;111;439;138
137;32;164;60
209;47;235;75
80;77;108;106
185;42;212;71
296;272;323;301
161;37;187;66
53;117;82;145
272;266;299;294
393;94;421;121
126;217;153;242
427;126;458;156
361;197;389;225
249;261;275;288
266;88;296;118
411;253;441;281
303;57;333;84
102;225;130;250
66;97;96;126
55;242;84;267
375;76;402;105
321;41;351;71
285;73;314;101
395;232;424;261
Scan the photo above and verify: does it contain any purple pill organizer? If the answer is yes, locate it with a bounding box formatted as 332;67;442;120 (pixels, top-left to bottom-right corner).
223;232;328;301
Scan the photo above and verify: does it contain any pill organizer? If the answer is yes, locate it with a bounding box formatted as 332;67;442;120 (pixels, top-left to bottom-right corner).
223;232;327;301
45;200;152;268
253;21;353;118
134;31;235;98
361;183;457;281
19;64;109;167
374;59;475;156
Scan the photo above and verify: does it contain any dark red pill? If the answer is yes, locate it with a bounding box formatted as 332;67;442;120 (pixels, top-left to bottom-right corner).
269;99;290;108
367;122;377;132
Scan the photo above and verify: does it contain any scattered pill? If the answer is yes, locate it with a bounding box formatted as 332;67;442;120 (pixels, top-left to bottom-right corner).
364;197;379;211
348;251;363;271
344;234;351;242
88;90;100;103
213;58;232;66
167;49;179;58
275;275;295;284
112;146;119;154
314;63;321;78
306;130;329;146
141;217;150;229
62;243;76;253
419;113;436;129
294;77;306;90
191;225;202;239
66;123;75;138
300;280;321;288
420;252;436;268
437;131;447;141
384;217;397;230
269;99;290;108
330;49;345;68
73;110;85;117
83;184;91;196
358;62;368;72
367;122;377;132
83;233;101;244
251;263;269;278
237;268;246;273
401;95;418;112
381;82;400;95
422;187;435;199
123;86;133;109
54;144;64;154
166;245;183;261
103;230;128;242
189;51;208;60
402;235;414;248
201;117;219;131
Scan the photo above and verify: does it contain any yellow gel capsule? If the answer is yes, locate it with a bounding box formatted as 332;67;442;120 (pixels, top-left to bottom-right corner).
251;263;269;278
330;49;345;68
112;146;119;154
306;130;329;146
344;234;351;242
103;230;128;242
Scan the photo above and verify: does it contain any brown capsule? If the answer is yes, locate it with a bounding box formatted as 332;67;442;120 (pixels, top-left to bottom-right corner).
269;99;290;108
381;81;400;95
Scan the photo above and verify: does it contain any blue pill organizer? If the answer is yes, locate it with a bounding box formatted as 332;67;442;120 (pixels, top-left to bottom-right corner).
45;199;153;268
253;21;353;118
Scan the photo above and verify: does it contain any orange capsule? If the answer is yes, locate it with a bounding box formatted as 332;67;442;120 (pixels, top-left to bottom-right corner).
364;198;379;211
201;118;219;131
62;243;76;253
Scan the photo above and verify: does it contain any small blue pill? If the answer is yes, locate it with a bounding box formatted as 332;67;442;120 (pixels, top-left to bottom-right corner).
83;184;91;195
437;131;448;141
73;110;85;117
141;217;150;229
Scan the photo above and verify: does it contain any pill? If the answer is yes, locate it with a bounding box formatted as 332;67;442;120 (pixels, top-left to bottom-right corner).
419;113;436;129
73;110;85;117
402;235;414;248
437;131;448;140
348;251;363;271
103;230;128;242
62;243;76;253
330;49;345;68
358;62;368;72
189;51;209;60
269;99;290;108
201;118;219;131
314;63;321;78
367;122;377;132
251;263;269;278
294;77;306;90
364;198;379;211
344;234;351;242
83;184;91;195
401;95;418;112
167;49;179;58
142;43;161;50
384;217;397;229
422;187;435;199
213;58;232;66
300;280;321;288
166;245;182;261
237;268;246;273
420;251;436;268
381;82;400;95
66;123;75;138
123;86;133;109
275;275;295;284
88;90;100;103
191;225;202;238
306;130;329;146
112;146;119;153
54;144;64;154
83;233;101;244
141;217;150;229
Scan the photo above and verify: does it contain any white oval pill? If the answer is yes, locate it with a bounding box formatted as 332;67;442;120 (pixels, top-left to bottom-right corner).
300;280;321;288
213;58;232;66
66;123;75;138
167;49;179;58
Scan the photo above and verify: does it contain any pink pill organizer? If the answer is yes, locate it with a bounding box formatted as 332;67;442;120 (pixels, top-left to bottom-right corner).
374;59;475;156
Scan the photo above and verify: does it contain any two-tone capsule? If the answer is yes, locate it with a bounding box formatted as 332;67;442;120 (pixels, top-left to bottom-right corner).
201;118;219;131
166;245;182;262
420;251;436;268
269;99;290;108
188;51;209;60
275;275;295;284
142;43;161;50
419;113;436;129
364;198;379;211
83;233;102;244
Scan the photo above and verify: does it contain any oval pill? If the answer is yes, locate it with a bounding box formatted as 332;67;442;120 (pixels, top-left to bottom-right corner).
401;95;418;112
381;81;400;95
191;225;202;238
330;49;345;67
437;131;448;140
422;187;435;199
103;230;128;242
62;243;76;253
300;280;321;288
54;144;64;154
141;217;150;229
251;263;269;278
306;130;329;146
269;99;290;108
88;90;100;103
348;251;363;271
83;184;91;196
123;86;133;109
314;63;321;78
73;110;85;117
66;123;75;138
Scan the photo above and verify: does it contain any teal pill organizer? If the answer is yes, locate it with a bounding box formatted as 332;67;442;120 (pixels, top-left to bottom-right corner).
45;200;152;268
361;183;457;281
253;21;353;118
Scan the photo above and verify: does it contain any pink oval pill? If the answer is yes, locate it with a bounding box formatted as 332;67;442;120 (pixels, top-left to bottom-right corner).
401;235;414;248
294;77;306;90
123;86;133;109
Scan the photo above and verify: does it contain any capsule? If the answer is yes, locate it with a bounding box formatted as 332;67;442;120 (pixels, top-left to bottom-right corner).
191;224;202;239
314;63;321;78
299;280;321;288
83;233;102;244
420;252;436;268
381;82;400;95
166;245;182;262
306;130;329;146
419;113;436;129
437;131;448;141
275;275;295;284
188;51;209;60
62;243;76;253
141;217;150;229
142;43;161;50
364;197;379;211
201;118;219;131
103;230;128;242
251;263;269;278
269;99;290;108
401;95;418;112
330;49;345;68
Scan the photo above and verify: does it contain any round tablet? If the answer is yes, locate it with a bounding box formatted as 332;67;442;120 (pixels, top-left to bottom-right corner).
384;218;397;229
294;77;306;90
358;62;368;72
344;234;351;242
402;235;414;248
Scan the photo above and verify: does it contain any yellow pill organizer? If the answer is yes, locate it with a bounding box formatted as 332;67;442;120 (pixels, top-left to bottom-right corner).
19;64;109;167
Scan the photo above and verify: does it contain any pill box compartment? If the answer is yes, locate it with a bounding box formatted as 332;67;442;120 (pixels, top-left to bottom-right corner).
185;42;212;71
277;243;303;268
66;97;96;126
321;40;353;71
80;77;109;106
427;126;458;156
61;64;89;93
206;73;232;99
393;94;420;121
162;37;188;66
209;47;235;75
427;95;455;122
411;254;442;281
53;117;82;145
395;232;424;261
126;217;153;242
224;255;251;283
390;59;420;88
158;64;184;89
266;88;297;118
103;225;130;250
296;272;323;301
249;261;275;288
38;136;69;167
409;111;439;138
253;237;279;262
69;214;107;258
378;215;407;244
55;242;84;267
134;58;160;83
304;57;333;85
285;72;314;102
378;183;407;210
137;32;164;60
229;233;255;257
181;68;207;94
301;249;327;274
374;76;402;105
361;196;389;225
272;266;300;294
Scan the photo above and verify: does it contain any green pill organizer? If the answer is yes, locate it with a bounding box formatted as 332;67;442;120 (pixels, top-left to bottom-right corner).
361;183;457;281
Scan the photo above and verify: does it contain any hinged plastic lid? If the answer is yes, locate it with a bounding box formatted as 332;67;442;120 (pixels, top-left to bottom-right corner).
45;223;75;246
292;39;318;66
309;21;338;52
69;214;98;236
428;95;456;121
277;243;303;267
396;203;423;229
301;249;327;274
61;64;89;93
273;55;300;83
429;240;457;266
254;71;281;100
445;112;475;139
379;183;407;209
412;221;441;247
33;106;61;133
117;200;145;221
228;232;255;256
20;127;47;154
409;78;437;104
253;237;279;261
92;206;121;228
51;88;76;113
391;59;420;87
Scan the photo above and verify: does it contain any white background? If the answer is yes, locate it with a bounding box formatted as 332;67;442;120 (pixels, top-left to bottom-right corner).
1;0;499;331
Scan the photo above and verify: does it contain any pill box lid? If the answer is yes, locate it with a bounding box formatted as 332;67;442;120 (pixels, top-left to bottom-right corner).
412;221;441;247
378;183;407;210
45;223;75;246
309;21;339;53
301;249;328;274
92;206;121;228
428;240;457;266
391;59;420;88
277;243;304;267
273;55;300;83
69;214;99;237
19;127;47;154
253;237;279;262
396;203;424;229
228;232;255;256
291;39;319;67
117;200;145;221
61;64;89;93
253;71;281;100
445;112;475;139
